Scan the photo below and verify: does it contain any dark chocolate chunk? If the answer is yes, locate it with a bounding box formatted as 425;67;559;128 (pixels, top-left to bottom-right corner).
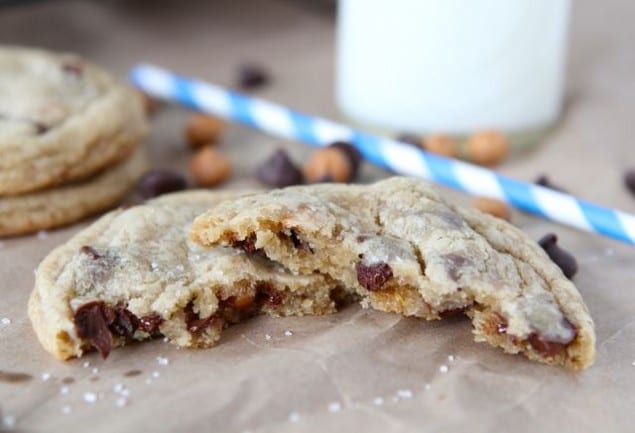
109;307;139;338
256;149;303;187
73;301;114;358
356;262;393;291
397;133;422;148
237;63;269;89
80;245;102;260
137;170;187;199
138;314;164;333
538;233;578;279
535;175;567;193
329;141;362;177
528;320;576;357
624;169;635;196
289;229;313;252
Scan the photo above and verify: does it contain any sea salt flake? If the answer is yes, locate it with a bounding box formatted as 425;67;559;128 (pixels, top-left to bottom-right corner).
121;389;130;397
175;264;185;272
373;397;384;406
156;356;169;366
1;318;10;325
113;383;125;393
41;372;51;381
264;334;272;341
397;389;413;399
91;367;99;375
288;412;300;422
284;330;293;336
60;386;70;395
151;371;160;379
327;402;341;413
82;361;91;368
115;397;128;408
83;392;98;403
439;364;449;373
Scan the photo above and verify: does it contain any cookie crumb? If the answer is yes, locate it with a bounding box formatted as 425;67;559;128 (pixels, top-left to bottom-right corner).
288;412;300;422
397;389;413;399
373;397;384;406
327;402;341;413
61;405;71;415
83;392;98;403
156;356;170;366
439;364;449;373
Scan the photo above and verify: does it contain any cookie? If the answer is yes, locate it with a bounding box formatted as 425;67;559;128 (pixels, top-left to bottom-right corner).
191;177;596;370
29;190;344;360
0;148;147;236
0;46;147;196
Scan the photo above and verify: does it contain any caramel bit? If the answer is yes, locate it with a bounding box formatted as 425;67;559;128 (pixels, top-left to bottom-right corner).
356;262;393;291
465;130;509;166
423;134;458;158
185;114;224;148
470;197;511;221
439;306;467;318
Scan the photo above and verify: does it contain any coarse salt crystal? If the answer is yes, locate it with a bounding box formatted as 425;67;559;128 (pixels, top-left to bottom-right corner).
1;318;11;325
397;389;413;399
284;330;293;336
151;371;160;379
373;397;384;406
156;356;169;366
113;383;125;393
264;334;272;341
121;388;130;397
151;262;159;271
60;386;70;395
41;372;51;381
439;364;449;373
327;402;341;413
115;397;128;408
91;367;99;375
83;392;98;403
288;412;300;422
424;384;431;390
448;355;455;362
82;361;91;368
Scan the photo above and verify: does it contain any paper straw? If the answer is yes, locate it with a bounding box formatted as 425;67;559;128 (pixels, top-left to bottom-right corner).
130;64;635;245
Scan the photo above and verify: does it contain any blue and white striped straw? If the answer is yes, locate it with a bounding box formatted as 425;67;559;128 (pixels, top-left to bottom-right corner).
130;64;635;245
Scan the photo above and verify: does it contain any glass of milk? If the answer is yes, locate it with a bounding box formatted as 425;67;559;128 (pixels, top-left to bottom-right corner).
337;0;571;149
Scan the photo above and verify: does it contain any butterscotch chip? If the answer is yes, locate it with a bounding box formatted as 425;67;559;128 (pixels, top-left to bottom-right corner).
185;114;224;149
303;147;352;183
466;130;509;166
423;134;458;158
470;196;511;221
190;147;231;187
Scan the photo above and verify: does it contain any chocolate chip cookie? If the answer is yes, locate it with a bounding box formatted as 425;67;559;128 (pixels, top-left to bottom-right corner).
29;190;344;360
191;177;596;370
0;46;147;196
0;148;147;236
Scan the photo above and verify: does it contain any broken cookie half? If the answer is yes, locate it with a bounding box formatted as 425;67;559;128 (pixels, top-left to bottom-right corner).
29;190;348;361
191;177;596;370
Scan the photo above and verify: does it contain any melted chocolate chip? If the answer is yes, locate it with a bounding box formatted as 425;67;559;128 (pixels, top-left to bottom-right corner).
538;233;578;279
73;301;114;358
257;149;303;187
237;63;270;89
138;314;163;333
289;229;313;252
80;245;102;260
109;307;139;338
0;371;33;384
535;175;567;193
255;282;283;306
356;262;393;291
444;253;471;282
137;170;187;199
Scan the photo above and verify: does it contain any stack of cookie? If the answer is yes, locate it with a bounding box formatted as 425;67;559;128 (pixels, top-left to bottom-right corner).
0;46;148;236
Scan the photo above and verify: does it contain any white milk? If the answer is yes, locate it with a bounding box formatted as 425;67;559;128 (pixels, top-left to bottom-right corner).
337;0;571;136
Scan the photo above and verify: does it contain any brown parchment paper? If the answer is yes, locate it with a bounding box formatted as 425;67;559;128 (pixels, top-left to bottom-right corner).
0;1;634;432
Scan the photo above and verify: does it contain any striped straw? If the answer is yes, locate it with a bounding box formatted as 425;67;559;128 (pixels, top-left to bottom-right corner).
130;64;635;245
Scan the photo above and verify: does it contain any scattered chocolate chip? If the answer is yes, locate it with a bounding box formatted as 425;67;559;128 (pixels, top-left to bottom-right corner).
289;229;313;252
535;175;567;193
397;133;422;148
80;245;102;260
237;63;269;89
538;233;578;279
257;149;303;187
62;62;83;76
356;262;393;291
0;371;33;384
137;170;187;199
329;141;362;177
138;314;163;333
624;170;635;196
123;369;142;377
73;301;114;358
528;321;576;357
255;282;283;306
109;307;139;339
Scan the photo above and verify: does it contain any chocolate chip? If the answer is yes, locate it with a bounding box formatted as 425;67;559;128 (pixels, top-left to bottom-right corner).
528;320;576;357
397;133;422;148
257;149;303;187
109;307;139;338
73;301;114;358
443;253;471;282
538;233;578;279
624;169;635;196
138;314;163;333
535;175;567;193
439;306;467;318
289;229;313;252
356;262;393;291
62;62;83;76
237;63;269;89
255;282;283;306
80;245;102;260
34;122;49;135
329;141;362;177
184;303;217;333
137;170;187;199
